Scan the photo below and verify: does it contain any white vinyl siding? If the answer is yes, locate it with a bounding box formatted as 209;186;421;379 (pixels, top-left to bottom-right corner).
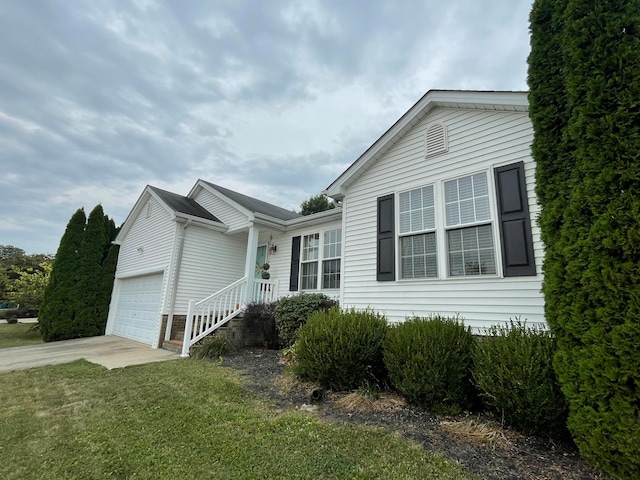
115;196;175;277
340;107;544;331
173;226;246;314
192;187;248;231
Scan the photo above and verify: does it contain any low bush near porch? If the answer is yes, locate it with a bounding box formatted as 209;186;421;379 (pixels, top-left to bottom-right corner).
384;315;477;414
472;321;569;438
293;307;388;391
274;293;338;347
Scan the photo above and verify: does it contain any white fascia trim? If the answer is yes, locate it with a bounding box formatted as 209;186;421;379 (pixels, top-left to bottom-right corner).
253;212;288;231
284;207;342;230
324;90;529;197
174;214;228;233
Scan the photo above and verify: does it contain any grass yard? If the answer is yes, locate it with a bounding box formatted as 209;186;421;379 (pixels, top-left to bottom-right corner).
0;322;43;349
0;359;475;480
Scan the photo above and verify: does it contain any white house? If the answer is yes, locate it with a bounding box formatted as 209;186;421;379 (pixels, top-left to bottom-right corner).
105;90;543;355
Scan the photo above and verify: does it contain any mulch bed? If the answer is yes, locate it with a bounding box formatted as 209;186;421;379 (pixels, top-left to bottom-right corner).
219;348;608;480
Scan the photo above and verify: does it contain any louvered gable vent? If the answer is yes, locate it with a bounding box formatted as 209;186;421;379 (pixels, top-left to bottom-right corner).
424;123;448;157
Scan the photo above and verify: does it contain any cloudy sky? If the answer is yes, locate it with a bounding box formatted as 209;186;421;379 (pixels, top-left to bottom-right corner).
1;0;531;255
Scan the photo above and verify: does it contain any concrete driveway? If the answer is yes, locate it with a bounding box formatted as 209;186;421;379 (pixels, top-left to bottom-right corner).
0;335;180;373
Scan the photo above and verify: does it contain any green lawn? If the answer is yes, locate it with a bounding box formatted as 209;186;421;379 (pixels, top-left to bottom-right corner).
0;322;43;349
0;360;475;480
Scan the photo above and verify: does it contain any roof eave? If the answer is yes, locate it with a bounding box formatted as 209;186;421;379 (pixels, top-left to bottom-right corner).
324;90;529;197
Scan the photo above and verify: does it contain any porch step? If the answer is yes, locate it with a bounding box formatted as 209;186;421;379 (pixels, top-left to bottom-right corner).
161;339;183;354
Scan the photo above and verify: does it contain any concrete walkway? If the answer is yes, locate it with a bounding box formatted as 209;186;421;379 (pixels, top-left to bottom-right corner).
0;335;180;373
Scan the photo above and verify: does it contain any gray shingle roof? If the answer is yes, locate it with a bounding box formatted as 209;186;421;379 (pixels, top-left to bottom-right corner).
149;186;221;223
200;181;301;221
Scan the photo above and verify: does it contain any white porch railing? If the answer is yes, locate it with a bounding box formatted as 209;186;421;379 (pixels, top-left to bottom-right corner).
253;278;279;303
181;276;279;357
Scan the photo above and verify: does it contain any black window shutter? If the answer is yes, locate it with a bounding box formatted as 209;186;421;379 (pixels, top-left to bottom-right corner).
494;162;536;276
289;236;301;291
377;194;395;281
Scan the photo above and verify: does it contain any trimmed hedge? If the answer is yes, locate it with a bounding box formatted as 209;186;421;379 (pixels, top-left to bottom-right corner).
293;307;388;391
473;321;568;438
384;315;476;414
274;293;338;347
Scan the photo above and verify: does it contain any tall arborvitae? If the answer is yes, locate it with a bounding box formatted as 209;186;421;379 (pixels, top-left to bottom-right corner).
528;0;572;338
39;208;86;342
98;238;119;334
75;205;110;337
529;1;640;477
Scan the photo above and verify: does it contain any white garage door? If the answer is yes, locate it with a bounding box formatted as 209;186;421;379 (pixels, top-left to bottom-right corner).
112;274;163;345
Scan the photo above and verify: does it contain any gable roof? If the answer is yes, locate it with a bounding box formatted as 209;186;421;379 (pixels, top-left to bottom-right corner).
324;90;529;199
114;185;226;244
198;180;301;221
148;186;220;223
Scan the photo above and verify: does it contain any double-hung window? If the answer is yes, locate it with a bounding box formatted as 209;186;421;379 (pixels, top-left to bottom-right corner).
322;228;341;288
444;172;496;276
398;186;437;279
298;228;342;290
300;233;319;289
378;162;535;282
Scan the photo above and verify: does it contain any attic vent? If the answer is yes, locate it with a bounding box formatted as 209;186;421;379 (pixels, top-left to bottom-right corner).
425;123;448;157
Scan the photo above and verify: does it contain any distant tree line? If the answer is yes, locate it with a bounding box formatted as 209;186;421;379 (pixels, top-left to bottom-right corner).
0;245;53;312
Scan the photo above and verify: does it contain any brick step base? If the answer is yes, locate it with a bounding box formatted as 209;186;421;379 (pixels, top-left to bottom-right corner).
161;339;183;354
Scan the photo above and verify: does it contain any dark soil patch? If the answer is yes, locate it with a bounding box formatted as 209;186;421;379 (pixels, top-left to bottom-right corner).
220;348;607;480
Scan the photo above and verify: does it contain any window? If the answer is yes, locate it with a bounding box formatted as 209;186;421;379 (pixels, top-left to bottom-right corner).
322;228;341;288
380;162;535;282
398;186;437;279
301;233;319;290
294;229;342;291
444;173;496;277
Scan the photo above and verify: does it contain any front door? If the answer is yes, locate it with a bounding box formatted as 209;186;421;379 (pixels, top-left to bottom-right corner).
255;245;267;279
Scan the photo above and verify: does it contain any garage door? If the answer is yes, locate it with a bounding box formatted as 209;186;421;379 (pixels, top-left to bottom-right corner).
112;274;163;345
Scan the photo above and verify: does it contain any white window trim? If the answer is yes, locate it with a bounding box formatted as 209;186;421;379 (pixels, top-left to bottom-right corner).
396;167;504;281
300;227;342;291
397;184;438;280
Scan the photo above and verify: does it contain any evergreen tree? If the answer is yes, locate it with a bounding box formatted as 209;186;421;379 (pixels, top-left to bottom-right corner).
75;205;110;337
39;208;86;341
529;1;640;477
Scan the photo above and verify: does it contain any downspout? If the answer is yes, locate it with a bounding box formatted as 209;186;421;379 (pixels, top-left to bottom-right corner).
165;219;191;342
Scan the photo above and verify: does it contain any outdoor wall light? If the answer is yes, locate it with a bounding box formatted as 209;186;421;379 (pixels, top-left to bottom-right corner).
136;246;144;252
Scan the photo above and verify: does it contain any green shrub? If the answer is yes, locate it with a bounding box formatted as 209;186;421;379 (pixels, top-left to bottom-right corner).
293;307;388;391
242;301;278;348
274;293;338;347
473;321;568;438
191;335;236;359
384;315;476;414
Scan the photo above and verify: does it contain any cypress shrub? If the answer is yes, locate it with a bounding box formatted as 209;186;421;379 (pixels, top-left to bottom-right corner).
384;316;476;414
274;293;338;347
75;205;110;338
473;321;568;438
38;206;118;342
38;208;86;342
529;1;640;476
293;307;388;391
